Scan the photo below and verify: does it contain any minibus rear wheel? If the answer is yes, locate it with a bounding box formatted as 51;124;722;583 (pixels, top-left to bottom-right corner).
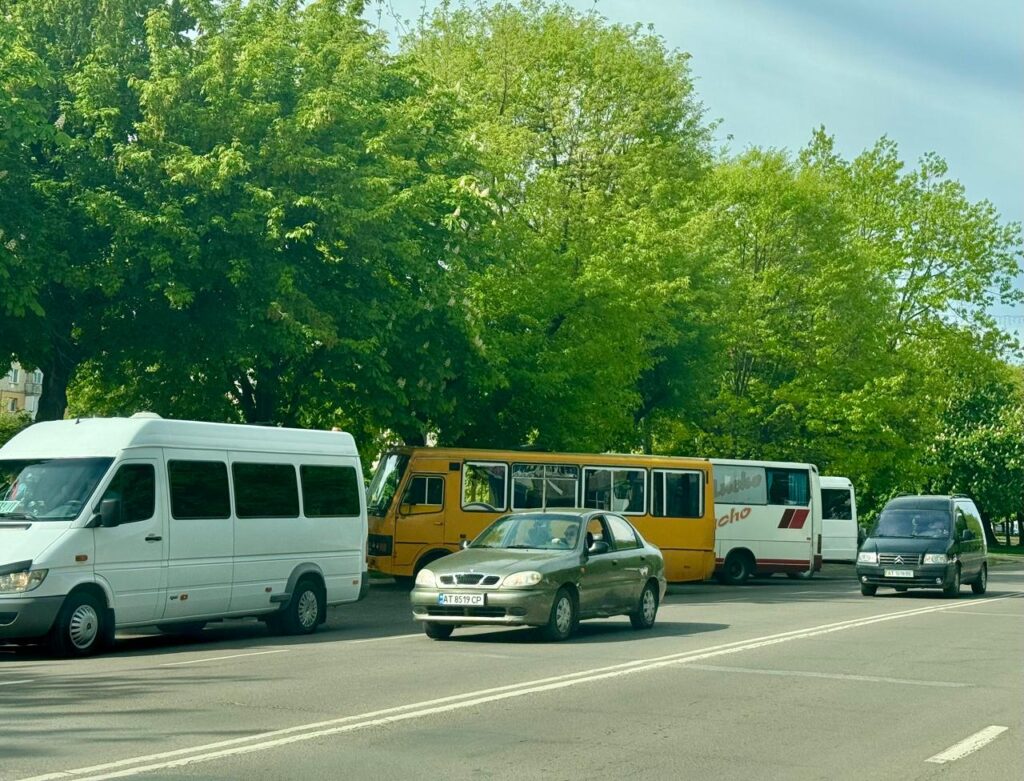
275;577;325;635
49;590;112;657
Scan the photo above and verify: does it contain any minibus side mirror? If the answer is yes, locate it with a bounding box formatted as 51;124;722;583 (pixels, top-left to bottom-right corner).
99;497;123;528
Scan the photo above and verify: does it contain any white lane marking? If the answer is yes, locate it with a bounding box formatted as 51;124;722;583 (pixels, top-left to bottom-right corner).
17;594;1015;781
685;664;968;688
345;633;422;644
925;726;1009;763
157;650;288;667
0;679;34;687
943;610;1024;618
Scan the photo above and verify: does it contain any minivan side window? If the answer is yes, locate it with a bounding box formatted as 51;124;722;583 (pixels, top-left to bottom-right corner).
232;463;299;519
300;465;361;517
102;464;155;523
168;460;230;519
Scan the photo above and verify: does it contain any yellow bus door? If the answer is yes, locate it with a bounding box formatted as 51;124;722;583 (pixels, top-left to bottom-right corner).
392;472;447;572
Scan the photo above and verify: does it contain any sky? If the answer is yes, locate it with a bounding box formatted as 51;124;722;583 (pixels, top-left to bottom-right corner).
367;0;1024;337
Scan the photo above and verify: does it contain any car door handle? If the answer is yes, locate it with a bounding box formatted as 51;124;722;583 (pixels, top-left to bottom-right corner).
145;534;162;542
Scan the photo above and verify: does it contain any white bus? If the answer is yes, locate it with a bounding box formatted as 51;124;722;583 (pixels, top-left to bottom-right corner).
820;475;858;563
0;414;368;656
711;458;822;584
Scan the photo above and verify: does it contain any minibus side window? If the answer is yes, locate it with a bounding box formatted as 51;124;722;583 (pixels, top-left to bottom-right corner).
652;470;703;518
102;464;155;523
822;488;853;520
300;465;361;517
462;462;508;511
168;460;231;520
764;468;810;506
232;463;299;519
583;468;646;515
714;465;767;505
403;475;444;507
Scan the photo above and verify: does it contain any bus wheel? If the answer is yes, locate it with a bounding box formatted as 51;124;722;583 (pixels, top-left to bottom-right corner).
719;552;752;585
423;622;454;640
786;570;813;580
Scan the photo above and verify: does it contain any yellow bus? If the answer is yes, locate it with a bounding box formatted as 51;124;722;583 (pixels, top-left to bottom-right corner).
366;447;715;584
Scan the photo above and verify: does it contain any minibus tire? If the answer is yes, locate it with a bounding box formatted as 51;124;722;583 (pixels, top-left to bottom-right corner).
278;577;325;635
719;552;752;585
49;591;110;657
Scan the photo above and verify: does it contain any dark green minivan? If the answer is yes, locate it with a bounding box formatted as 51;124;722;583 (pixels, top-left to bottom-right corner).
856;495;988;597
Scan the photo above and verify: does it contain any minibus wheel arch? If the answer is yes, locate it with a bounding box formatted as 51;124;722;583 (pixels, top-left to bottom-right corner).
414;549;451;577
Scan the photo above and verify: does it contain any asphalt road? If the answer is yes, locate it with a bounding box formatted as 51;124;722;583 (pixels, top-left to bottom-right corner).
2;563;1022;781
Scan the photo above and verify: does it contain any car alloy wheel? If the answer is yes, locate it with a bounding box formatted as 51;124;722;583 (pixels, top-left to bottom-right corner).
630;583;658;630
543;588;576;642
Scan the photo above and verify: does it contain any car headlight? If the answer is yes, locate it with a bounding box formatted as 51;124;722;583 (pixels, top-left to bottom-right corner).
923;553;949;564
857;551;878;564
414;569;436;588
0;569;48;594
502;571;543;589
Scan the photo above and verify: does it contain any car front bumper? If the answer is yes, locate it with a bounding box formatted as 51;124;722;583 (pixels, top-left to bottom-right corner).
0;595;63;641
411;586;554;627
856;563;955;589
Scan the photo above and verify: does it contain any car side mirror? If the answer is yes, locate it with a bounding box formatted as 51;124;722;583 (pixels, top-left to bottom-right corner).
99;497;122;528
588;540;610;556
961;529;974;541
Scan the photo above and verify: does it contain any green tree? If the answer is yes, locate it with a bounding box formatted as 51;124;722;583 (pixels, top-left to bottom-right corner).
403;0;713;450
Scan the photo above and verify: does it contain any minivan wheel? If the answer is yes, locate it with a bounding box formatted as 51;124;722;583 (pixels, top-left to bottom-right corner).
971;564;988;595
275;578;325;635
860;584;877;597
423;622;454;640
542;588;577;642
942;566;961;598
49;592;111;657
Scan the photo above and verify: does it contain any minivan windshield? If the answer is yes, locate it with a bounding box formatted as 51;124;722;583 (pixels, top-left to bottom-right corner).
0;458;113;521
367;453;409;516
874;508;951;539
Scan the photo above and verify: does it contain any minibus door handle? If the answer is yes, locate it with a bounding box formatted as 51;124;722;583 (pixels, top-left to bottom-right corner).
145;534;162;542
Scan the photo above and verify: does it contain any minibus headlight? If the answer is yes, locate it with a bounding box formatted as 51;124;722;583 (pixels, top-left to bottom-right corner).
857;551;878;565
923;553;949;565
414;569;436;588
0;569;48;594
502;571;543;589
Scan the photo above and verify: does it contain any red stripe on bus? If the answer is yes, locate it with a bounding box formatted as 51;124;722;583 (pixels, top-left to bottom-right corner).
789;509;809;529
778;509;795;528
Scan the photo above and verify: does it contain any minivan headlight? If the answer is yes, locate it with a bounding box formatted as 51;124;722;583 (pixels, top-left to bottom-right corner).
923;553;949;565
0;569;48;594
502;571;543;589
857;551;878;564
414;569;436;588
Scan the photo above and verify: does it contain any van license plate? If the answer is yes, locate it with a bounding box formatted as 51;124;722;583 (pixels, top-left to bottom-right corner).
884;569;914;578
438;593;485;606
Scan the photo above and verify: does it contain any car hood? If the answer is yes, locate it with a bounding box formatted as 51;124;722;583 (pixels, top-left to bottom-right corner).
0;522;71;568
427;547;576;576
863;536;949;555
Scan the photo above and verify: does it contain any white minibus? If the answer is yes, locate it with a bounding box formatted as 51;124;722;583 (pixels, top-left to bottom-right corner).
820;475;858;563
0;414;368;656
711;458;822;584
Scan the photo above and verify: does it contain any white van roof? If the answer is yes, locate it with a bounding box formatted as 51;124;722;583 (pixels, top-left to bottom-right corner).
0;416;358;459
820;476;853;489
710;458;819;472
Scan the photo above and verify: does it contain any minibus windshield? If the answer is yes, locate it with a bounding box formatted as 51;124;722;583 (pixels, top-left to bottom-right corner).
367;453;409;516
0;458;113;521
873;508;951;539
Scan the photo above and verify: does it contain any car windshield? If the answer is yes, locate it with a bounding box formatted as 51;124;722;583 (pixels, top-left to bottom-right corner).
367;453;409;516
874;508;951;539
0;458;113;521
470;514;582;550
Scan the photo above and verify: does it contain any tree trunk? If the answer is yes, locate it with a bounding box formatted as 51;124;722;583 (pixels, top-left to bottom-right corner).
1017;509;1024;548
35;344;78;421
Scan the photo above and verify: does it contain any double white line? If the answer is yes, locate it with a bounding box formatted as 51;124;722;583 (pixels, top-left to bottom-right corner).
20;595;1018;781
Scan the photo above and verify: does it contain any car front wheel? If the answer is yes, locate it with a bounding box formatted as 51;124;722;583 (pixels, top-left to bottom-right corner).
860;584;877;596
542;587;576;642
943;566;961;598
630;582;659;630
423;622;454;640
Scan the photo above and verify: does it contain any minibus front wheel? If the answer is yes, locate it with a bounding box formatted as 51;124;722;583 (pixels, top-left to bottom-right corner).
49;589;113;657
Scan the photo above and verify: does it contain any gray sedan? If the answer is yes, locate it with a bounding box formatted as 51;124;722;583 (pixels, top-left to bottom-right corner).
410;509;666;641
